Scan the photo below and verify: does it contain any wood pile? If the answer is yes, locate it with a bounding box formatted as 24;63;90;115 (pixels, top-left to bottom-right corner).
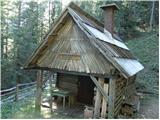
120;94;140;116
125;94;140;111
114;76;139;117
121;104;134;116
114;77;126;116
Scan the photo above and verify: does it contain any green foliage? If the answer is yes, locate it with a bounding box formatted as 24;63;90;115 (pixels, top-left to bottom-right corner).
1;97;36;119
76;1;158;39
127;30;159;91
1;58;16;88
1;0;51;89
53;0;62;20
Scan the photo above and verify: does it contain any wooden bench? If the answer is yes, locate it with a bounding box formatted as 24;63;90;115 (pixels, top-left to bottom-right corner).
52;88;73;109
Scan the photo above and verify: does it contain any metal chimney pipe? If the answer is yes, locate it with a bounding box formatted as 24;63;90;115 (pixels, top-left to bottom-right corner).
100;3;119;34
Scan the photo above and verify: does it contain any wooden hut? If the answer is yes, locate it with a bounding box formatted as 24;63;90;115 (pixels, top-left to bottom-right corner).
24;2;144;118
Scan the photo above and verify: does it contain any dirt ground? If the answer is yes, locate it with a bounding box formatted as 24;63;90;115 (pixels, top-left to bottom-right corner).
41;93;159;119
133;93;159;119
118;93;159;119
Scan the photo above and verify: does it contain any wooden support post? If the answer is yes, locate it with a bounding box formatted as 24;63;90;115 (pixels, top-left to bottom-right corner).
63;96;65;110
108;77;116;119
35;70;43;112
53;73;57;87
101;83;108;118
15;77;20;102
15;82;19;101
68;95;75;107
49;74;53;112
93;78;104;118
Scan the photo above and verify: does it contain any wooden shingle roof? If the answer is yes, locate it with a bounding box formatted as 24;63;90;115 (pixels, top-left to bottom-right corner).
24;2;144;78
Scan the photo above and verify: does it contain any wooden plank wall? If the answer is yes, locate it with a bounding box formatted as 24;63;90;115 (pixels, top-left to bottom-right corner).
108;77;116;118
57;73;78;95
114;76;126;116
114;75;136;117
125;76;136;99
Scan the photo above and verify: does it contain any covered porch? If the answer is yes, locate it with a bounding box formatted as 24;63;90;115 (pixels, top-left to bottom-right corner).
35;69;119;119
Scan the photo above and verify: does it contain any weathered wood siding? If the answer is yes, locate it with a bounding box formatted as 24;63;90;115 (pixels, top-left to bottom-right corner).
114;76;126;116
125;75;136;99
114;75;136;116
57;73;78;95
36;17;114;75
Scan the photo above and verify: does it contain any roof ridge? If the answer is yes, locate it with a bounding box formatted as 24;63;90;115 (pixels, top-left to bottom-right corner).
68;2;104;29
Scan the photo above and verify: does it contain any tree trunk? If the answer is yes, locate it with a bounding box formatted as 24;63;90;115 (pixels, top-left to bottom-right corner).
36;3;39;44
5;9;9;59
149;1;155;30
1;32;4;59
40;19;43;41
49;1;51;28
51;1;55;24
1;3;4;59
5;38;8;59
15;1;21;88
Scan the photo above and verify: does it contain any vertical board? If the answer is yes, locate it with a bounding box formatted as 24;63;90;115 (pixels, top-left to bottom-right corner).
49;72;57;112
93;78;104;118
101;83;108;118
108;77;116;118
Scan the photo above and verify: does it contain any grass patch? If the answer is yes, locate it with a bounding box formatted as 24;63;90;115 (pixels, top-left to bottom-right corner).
127;31;159;92
1;96;83;119
1;97;36;119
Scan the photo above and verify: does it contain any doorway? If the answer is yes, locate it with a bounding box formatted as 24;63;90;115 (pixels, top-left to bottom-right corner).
77;76;95;105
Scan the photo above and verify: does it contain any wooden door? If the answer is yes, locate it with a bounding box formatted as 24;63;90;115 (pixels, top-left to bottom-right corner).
77;76;95;105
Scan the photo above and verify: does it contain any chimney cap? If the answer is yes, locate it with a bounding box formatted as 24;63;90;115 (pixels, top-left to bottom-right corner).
100;3;119;10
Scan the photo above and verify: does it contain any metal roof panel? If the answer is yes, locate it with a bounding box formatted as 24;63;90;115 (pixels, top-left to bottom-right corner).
114;57;144;76
83;23;129;50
